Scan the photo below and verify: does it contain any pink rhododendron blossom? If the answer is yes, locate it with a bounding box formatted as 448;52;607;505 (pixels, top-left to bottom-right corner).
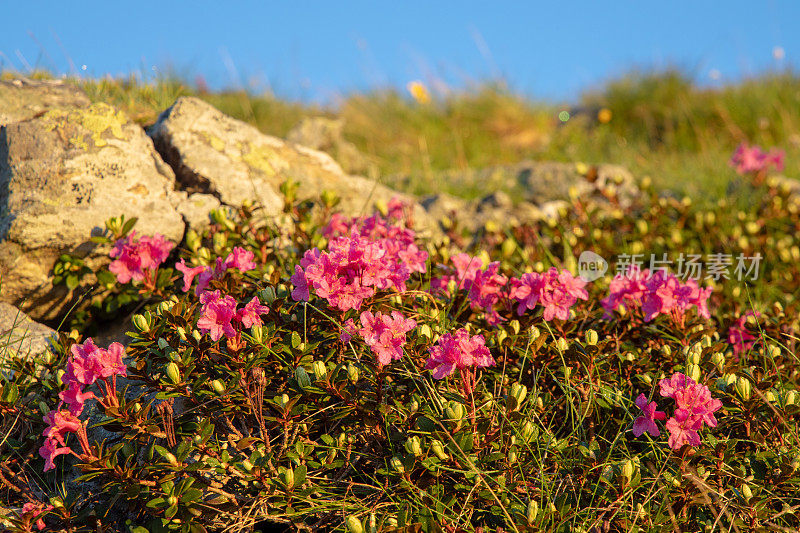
431;253;484;295
728;312;759;357
42;409;82;447
58;382;96;416
603;266;712;325
632;393;666;437
730;143;785;175
657;372;722;451
225;247;257;272
510;268;587;321
175;259;206;292
340;319;357;344
425;329;494;379
109;232;174;284
356;310;416;366
291;232;415;312
432;254;510;324
39;436;73;472
600;266;650;317
197;290;238;341
194;257;228;296
236;296;270;328
19;502;53;531
665;409;703;450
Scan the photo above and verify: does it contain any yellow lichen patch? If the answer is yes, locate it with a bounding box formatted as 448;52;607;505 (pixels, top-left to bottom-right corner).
43;103;129;149
200;132;226;152
241;143;286;177
127;183;149;196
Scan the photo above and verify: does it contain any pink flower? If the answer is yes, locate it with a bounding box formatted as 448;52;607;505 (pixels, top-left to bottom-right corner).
58;382;96;416
108;232;174;284
175;259;206;292
42;410;81;447
665;410;703;450
431;253;484;295
728;312;758;357
64;338;103;387
236;296;269;328
290;265;310;301
39;437;73;472
426;329;494;379
673;383;723;428
468;262;509;325
340;319;357;343
225;247;257;272
512;268;588;321
95;342;127;379
197;290;237;341
357;310;416;366
601;266;650;316
19;502;53;530
632;393;666;437
194;257;228;296
659;372;691;399
730;143;785;175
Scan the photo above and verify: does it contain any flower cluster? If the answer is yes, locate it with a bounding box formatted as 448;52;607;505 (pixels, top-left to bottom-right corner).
432;254;509;325
510;267;588;321
197;290;269;341
426;328;494;380
730;142;785;175
602;267;712;325
634;373;722;451
17;501;54;531
109;232;174;284
728;311;759;358
176;246;257;295
354;310;417;366
40;338;125;471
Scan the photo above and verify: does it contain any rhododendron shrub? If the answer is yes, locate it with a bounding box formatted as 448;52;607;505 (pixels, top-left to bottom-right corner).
7;186;800;532
730;142;785;175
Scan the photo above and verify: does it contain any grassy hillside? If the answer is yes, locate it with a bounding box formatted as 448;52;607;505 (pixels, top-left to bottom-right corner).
5;69;800;201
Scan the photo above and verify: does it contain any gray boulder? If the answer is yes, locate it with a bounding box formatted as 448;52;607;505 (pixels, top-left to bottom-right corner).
0;78;90;127
0;302;56;363
148;97;417;219
0;102;186;321
287;116;370;175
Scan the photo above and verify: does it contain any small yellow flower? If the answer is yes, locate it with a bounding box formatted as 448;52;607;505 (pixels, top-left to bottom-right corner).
597;108;612;123
407;80;431;104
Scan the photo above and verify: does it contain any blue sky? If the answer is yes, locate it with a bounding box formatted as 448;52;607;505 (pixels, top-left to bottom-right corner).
1;1;796;103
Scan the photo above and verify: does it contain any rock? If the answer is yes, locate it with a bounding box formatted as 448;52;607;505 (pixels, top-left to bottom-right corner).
0;302;57;362
0;78;90;126
287;116;369;175
0;102;186;321
148;97;415;220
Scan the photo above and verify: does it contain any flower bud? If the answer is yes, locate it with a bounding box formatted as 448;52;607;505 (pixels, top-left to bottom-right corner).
785;390;797;406
555;337;569;352
686;363;701;383
165;362;181;384
765;390;776;403
430;439;449;461
211;380;225;394
312;361;327;381
736;376;752;401
407;399;419;414
585;329;599;346
347;362;360;383
390;456;405;473
278;394;290;408
711;352;725;373
741;484;753;502
176;326;187;341
509;319;521;335
185;229;201;251
418;324;433;339
496;329;508;344
192;329;202;342
529;326;540;341
251;325;264;343
281;467;294;490
132;313;150;333
662;345;672;357
507;449;518;465
526;500;539;524
404;436;422;457
444;402;467;430
295;367;311;389
767;344;781;359
621;459;636;481
519;420;536;442
506;382;528;412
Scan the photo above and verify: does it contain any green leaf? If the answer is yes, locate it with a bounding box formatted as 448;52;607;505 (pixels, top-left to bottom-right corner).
291;331;302;349
182;488;203;503
146;497;166;509
121;216;139;236
65;274;80;291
